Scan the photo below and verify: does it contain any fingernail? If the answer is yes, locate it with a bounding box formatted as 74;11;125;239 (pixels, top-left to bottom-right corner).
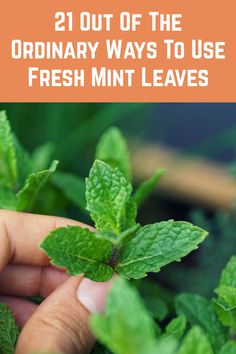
77;278;113;313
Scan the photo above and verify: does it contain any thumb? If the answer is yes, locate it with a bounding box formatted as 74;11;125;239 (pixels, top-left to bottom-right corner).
15;276;112;354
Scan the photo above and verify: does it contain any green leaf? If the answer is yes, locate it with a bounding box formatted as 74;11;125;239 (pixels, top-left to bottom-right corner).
96;127;131;181
90;278;158;354
215;256;236;311
12;135;32;188
178;326;213;354
86;160;137;233
214;302;236;330
137;279;175;314
0;303;19;354
213;257;236;329
52;172;86;212
16;160;58;211
144;297;168;322
166;315;187;339
155;337;178;354
116;221;208;279
0;111;17;188
0;186;17;210
40;226;114;281
219;341;236;354
134;168;166;207
215;286;236;311
137;280;170;321
176;293;226;351
31;142;55;172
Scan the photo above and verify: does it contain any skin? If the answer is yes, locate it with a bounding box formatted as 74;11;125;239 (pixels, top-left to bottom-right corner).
0;210;109;354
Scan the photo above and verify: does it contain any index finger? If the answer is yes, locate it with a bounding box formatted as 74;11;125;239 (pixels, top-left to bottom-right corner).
0;210;89;271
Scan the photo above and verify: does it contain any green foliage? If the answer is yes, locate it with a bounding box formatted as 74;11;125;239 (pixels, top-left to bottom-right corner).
219;342;236;354
166;315;187;339
178;326;213;354
162;210;236;298
0;304;19;354
4;117;235;354
86;160;137;233
133;168;166;207
215;256;236;310
52;172;86;213
91;279;158;354
0;112;58;212
0;112;18;189
116;221;207;279
41;158;207;281
40;226;113;281
31;142;55;172
175;293;226;351
96;127;131;181
214;257;236;330
40;127;207;282
16;160;58;211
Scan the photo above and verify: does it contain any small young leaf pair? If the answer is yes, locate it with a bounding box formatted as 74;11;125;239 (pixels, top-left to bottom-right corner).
0;111;58;212
40;158;208;282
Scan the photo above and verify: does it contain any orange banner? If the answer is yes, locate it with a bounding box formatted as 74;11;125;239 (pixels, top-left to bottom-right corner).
0;0;235;102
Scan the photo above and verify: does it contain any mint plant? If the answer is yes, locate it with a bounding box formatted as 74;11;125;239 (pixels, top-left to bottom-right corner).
90;256;236;354
0;111;58;212
4;122;236;354
40;128;207;282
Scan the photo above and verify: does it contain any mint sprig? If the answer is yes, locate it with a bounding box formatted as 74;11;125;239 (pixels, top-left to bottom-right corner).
40;158;208;282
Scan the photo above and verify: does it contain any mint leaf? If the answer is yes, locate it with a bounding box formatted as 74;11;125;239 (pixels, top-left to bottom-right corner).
16;160;58;211
116;221;207;279
155;337;178;354
166;315;187;339
31;142;55;172
137;279;174;314
52;172;86;212
214;302;236;330
96;127;131;181
0;303;19;354
90;279;158;354
219;341;236;354
144;297;168;322
215;256;236;310
86;160;136;233
40;226;114;281
213;257;236;329
178;326;213;354
215;286;236;311
176;293;226;351
12;135;33;188
0;111;18;189
134;168;166;207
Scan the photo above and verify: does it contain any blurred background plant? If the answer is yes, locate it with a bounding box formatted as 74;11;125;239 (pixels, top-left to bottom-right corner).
1;102;236;300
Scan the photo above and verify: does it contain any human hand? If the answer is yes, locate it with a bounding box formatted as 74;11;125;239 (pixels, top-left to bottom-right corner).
0;210;112;354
